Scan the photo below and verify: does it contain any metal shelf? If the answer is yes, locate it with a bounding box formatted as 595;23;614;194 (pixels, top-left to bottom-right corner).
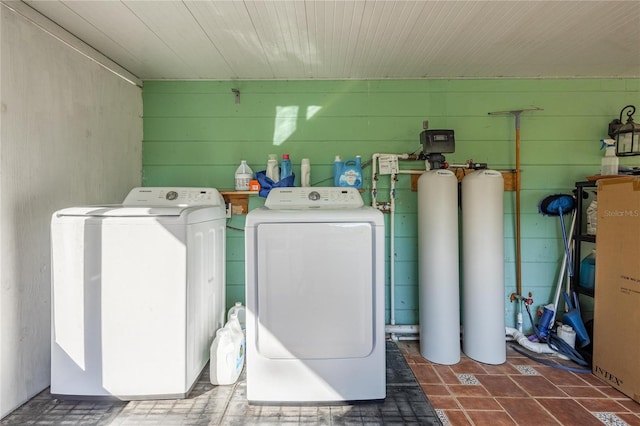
571;180;597;298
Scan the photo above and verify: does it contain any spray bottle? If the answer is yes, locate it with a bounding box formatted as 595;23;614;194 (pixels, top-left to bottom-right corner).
600;139;619;176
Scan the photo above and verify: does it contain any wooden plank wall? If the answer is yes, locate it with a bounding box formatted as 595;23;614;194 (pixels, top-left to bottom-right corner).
142;79;640;329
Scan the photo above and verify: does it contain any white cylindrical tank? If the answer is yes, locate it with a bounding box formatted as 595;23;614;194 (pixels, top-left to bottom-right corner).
462;170;505;365
418;170;460;365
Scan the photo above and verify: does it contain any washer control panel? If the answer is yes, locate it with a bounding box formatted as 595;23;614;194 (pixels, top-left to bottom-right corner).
265;187;364;209
122;187;223;207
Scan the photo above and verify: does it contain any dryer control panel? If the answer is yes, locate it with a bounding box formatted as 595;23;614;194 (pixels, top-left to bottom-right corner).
122;187;223;207
265;187;364;209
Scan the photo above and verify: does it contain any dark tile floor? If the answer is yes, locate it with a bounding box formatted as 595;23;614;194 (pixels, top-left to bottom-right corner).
0;341;441;425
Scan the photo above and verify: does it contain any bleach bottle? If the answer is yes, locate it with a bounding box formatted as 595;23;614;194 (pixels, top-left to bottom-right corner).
336;155;363;189
600;139;618;176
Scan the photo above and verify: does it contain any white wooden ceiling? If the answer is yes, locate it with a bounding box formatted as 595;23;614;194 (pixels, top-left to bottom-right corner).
14;0;640;80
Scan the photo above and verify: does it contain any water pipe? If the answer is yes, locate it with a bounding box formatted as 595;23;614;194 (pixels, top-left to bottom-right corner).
390;172;397;327
505;327;556;354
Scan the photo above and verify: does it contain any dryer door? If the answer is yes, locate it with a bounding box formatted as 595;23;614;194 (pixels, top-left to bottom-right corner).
255;222;375;359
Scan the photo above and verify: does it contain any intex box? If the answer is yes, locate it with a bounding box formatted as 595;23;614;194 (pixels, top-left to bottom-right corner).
592;176;640;402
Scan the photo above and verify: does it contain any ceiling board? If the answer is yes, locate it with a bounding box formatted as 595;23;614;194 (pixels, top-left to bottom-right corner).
17;0;640;80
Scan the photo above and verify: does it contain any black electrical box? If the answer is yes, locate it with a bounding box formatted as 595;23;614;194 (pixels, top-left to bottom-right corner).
420;130;455;154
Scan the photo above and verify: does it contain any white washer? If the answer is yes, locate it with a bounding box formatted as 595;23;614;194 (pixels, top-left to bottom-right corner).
245;187;385;403
51;187;226;400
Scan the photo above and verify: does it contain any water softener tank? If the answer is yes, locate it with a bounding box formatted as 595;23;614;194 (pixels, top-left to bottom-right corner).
418;170;460;365
462;170;505;365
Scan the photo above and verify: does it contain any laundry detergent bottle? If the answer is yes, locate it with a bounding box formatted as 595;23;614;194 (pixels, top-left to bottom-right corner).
337;155;363;189
227;302;246;330
209;328;240;385
301;158;311;187
210;313;245;385
266;154;279;183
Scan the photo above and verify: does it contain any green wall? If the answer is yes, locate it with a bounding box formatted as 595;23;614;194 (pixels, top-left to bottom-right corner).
142;79;640;330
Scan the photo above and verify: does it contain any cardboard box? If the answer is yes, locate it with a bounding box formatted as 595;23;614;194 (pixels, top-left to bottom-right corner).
592;176;640;402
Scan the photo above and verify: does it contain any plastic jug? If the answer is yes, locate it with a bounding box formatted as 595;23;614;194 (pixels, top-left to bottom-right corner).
209;328;242;385
210;313;245;385
300;158;311;187
226;313;245;373
227;302;246;330
235;160;253;191
579;250;596;289
336;155;363;189
266;154;279;183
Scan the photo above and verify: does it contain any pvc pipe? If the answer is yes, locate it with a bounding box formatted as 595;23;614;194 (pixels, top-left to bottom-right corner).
371;153;380;206
505;327;556;354
390;173;397;326
385;324;419;334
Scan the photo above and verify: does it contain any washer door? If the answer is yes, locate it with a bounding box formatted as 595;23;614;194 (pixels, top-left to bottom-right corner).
255;222;375;359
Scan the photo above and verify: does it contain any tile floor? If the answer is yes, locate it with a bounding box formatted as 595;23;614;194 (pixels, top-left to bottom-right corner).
4;339;639;425
397;340;640;426
0;341;441;425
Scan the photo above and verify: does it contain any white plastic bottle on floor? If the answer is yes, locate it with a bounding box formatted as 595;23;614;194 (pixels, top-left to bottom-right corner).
227;302;246;330
226;313;245;375
210;314;245;385
209;328;239;385
235;160;253;191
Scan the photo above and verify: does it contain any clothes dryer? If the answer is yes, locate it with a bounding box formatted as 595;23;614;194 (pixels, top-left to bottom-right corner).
245;187;385;403
51;187;226;400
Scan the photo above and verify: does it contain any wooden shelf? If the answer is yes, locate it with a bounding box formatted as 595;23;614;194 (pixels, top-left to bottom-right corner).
220;191;258;215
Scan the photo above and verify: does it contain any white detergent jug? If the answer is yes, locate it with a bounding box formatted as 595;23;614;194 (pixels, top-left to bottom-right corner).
226;313;245;376
210;328;241;385
227;302;246;330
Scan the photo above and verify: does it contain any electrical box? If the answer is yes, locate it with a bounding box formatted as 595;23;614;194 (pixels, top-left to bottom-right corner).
420;130;455;154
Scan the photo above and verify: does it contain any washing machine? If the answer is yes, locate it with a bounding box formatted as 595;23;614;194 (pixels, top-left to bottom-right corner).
245;187;385;403
51;187;226;400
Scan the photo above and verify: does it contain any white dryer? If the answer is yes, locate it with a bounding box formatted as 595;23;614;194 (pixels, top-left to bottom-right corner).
51;187;226;400
245;187;385;403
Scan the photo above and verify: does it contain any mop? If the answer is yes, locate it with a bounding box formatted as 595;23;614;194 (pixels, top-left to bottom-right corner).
538;194;591;349
539;193;576;322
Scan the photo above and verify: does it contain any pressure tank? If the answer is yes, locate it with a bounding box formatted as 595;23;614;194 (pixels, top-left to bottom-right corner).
461;170;505;365
418;170;460;365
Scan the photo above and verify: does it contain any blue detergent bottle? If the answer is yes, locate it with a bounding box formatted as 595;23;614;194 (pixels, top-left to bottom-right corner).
280;153;292;180
333;155;344;186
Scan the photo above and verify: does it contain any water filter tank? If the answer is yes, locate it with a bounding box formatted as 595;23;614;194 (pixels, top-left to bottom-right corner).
418;170;460;365
462;170;505;365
